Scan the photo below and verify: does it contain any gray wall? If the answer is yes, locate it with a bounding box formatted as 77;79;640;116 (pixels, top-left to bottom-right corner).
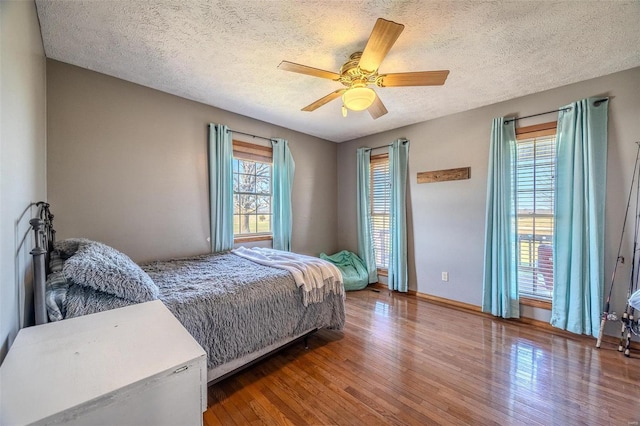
47;60;338;263
0;1;47;363
337;67;640;330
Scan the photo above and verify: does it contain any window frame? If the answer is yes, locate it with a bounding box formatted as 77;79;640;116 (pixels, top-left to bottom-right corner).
370;153;390;273
515;122;557;309
232;140;273;243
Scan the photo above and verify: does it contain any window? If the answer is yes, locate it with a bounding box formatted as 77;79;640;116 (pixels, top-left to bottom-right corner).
232;141;272;241
515;122;557;303
370;153;390;270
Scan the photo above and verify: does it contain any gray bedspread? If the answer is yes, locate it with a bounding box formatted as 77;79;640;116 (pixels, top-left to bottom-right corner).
62;252;345;369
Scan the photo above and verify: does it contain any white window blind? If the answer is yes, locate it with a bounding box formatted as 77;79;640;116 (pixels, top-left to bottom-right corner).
370;155;390;269
516;132;556;301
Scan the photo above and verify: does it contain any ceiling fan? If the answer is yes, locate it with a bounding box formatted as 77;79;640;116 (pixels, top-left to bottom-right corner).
278;18;449;119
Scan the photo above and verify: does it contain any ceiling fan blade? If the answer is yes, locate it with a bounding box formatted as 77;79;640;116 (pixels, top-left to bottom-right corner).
278;61;341;80
358;18;405;73
301;89;346;112
368;92;388;119
378;70;450;87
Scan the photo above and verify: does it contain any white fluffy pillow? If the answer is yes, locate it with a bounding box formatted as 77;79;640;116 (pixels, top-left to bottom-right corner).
62;240;159;303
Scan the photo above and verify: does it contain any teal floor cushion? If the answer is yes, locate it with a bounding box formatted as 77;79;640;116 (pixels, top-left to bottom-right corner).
320;250;369;291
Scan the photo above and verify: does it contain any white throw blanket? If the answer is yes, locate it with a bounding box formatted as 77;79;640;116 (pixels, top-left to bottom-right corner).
232;247;344;306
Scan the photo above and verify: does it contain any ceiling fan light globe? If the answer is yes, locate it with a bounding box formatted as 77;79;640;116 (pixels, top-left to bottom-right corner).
342;87;376;111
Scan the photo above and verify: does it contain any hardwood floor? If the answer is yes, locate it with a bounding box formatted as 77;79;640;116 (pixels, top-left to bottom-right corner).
205;289;640;425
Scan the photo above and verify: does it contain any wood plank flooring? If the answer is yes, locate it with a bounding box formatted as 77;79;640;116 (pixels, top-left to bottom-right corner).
205;289;640;425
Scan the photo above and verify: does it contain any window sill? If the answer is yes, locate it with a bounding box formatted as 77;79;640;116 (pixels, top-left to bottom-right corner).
234;235;272;243
520;297;552;310
377;268;388;277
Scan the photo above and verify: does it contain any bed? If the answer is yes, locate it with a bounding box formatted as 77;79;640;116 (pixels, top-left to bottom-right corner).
29;203;345;383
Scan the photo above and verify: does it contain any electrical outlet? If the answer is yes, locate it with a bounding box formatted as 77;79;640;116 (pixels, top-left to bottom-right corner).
441;272;449;282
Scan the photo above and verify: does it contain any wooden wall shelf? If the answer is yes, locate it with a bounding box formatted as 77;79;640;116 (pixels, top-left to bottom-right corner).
417;167;470;184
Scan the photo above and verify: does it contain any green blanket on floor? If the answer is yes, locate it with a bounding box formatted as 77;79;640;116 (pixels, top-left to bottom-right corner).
320;250;369;291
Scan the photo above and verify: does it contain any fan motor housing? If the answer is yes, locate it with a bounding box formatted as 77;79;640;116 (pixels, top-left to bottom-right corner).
339;52;377;87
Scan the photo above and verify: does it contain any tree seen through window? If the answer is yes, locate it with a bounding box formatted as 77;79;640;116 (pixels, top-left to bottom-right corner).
233;158;272;235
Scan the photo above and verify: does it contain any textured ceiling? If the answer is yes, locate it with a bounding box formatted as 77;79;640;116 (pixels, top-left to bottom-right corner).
36;1;640;143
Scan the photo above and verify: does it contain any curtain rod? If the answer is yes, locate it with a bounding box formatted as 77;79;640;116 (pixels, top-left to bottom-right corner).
211;124;275;142
365;144;392;152
504;98;609;124
364;139;409;152
229;129;276;142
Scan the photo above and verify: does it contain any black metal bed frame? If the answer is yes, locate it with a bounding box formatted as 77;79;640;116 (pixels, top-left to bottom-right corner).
29;202;55;325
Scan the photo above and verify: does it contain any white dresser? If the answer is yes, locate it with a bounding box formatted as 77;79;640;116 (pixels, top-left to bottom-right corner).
0;300;207;426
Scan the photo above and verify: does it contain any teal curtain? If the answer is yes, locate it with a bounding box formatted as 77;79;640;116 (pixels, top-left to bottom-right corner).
551;98;608;337
208;124;234;252
272;138;295;251
356;147;378;283
388;139;409;292
482;118;519;318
